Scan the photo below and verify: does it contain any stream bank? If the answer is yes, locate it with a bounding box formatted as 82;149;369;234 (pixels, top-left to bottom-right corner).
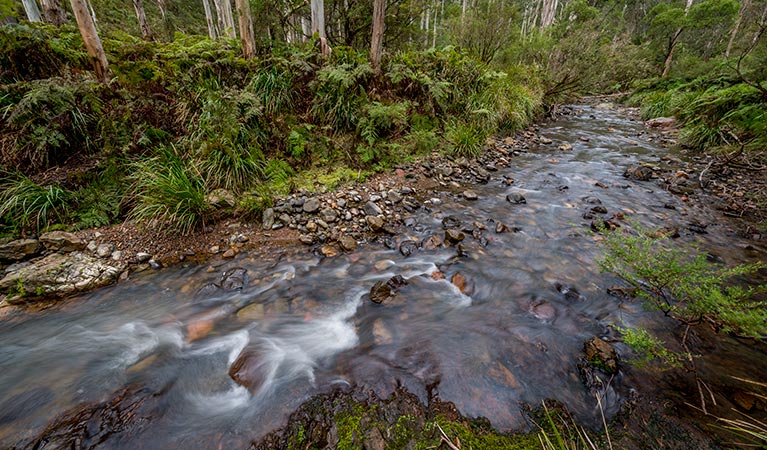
1;102;765;449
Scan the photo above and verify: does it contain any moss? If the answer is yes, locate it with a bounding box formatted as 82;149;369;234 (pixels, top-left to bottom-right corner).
335;403;377;450
415;416;541;450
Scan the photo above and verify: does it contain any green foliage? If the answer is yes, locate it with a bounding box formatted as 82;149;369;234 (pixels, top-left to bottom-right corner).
0;174;72;233
129;148;210;235
619;326;683;368
249;65;296;116
0;24;88;82
537;401;608;450
445;121;487;158
600;225;767;337
311;62;371;130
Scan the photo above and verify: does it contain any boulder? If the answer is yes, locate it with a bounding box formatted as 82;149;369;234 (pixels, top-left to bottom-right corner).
644;117;676;128
399;240;418;257
205;188;236;208
0;252;124;300
229;347;268;392
39;231;86;253
0;239;41;261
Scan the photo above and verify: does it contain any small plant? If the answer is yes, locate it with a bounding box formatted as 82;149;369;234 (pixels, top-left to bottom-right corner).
0;174;72;233
129;147;211;235
445;121;487;158
537;399;610;450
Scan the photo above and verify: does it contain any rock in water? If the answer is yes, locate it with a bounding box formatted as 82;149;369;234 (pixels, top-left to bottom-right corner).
463;190;478;200
444;229;465;245
506;192;526;204
0;252;124;300
644;117;676;128
623;165;653;181
229;347;268;392
399;239;418;257
369;275;408;305
220;267;247;290
583;337;618;374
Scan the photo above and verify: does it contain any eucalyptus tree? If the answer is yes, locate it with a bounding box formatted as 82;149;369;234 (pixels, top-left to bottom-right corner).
69;0;110;82
133;0;152;40
236;0;256;57
21;0;43;22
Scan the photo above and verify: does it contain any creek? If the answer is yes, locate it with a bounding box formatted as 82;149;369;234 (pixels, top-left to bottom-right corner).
1;104;765;449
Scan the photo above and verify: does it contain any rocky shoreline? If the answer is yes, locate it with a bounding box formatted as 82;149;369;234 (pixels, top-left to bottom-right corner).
2;102;764;313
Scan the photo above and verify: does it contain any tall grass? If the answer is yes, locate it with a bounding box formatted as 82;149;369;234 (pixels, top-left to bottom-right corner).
129;148;210;235
0;174;72;233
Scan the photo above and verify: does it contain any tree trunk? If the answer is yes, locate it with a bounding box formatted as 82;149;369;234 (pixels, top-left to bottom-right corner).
432;0;438;48
40;0;66;25
461;0;466;24
726;0;750;57
202;0;218;38
370;0;385;71
539;0;557;29
423;5;429;48
133;0;152;40
212;0;236;38
311;0;330;55
662;0;694;77
22;0;43;22
69;0;110;82
235;0;255;57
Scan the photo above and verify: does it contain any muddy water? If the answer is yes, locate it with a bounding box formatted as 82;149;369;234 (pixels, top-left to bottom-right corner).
1;105;765;449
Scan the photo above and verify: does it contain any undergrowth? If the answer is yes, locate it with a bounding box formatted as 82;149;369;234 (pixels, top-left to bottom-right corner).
0;25;543;236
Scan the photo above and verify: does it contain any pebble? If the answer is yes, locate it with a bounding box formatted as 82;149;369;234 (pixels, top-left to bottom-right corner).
463;190;478;200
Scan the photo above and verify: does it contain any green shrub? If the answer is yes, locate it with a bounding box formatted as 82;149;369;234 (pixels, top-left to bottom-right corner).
129;148;211;235
599;224;767;367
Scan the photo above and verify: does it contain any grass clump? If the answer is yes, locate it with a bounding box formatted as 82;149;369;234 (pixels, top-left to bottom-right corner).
0;174;72;234
446;121;488;158
128;148;211;235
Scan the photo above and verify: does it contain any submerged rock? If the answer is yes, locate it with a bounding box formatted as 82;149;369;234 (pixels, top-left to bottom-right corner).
506;192;526;204
624;165;654;181
583;337;618;375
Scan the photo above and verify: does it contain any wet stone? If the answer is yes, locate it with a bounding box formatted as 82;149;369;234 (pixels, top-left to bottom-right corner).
369;275;408;305
338;236;358;252
229;347;267;393
444;229;465;245
299;235;314;245
366;215;384;232
422;234;443;250
399;240;418;257
506;192;526;204
583;337;618;375
463;190;478;200
441;215;461;229
364;201;383;216
590;205;608;214
624;165;653;181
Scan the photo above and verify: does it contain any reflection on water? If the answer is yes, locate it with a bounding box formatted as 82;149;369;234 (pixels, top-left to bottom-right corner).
1;106;765;448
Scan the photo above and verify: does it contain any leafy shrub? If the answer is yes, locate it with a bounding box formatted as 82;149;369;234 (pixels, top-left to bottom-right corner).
0;24;88;82
311;62;371;130
129;148;210;235
599;224;767;367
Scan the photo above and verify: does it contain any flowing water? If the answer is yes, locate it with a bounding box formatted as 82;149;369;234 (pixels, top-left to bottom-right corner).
1;105;766;449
